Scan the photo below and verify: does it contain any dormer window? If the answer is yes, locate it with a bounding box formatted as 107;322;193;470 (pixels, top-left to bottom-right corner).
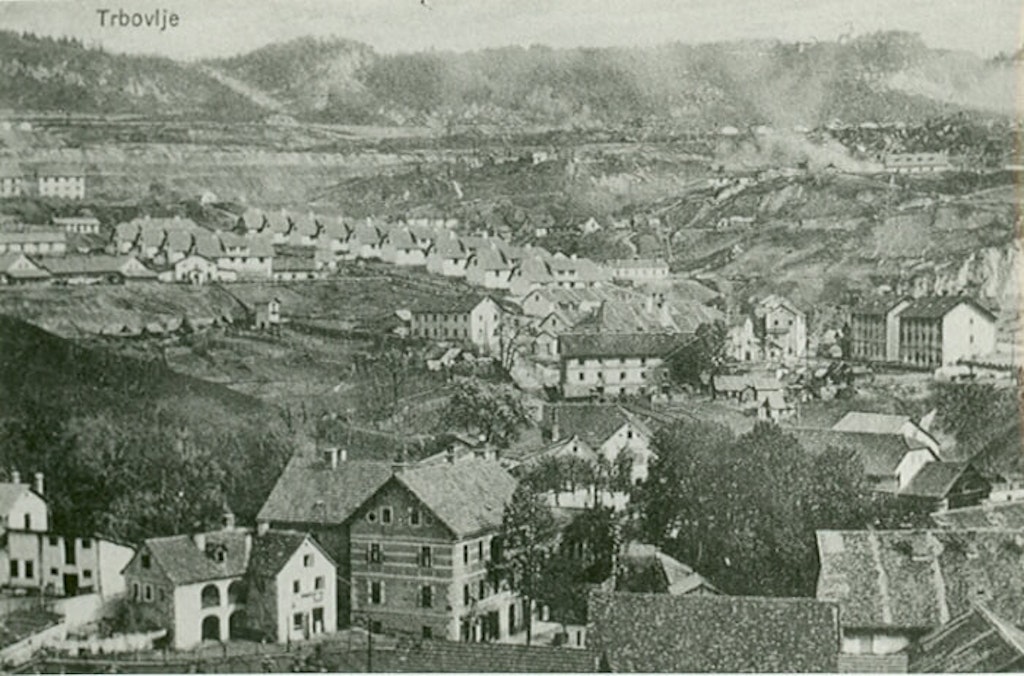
141;554;151;569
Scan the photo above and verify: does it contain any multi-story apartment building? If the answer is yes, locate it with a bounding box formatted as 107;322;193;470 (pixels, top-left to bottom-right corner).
0;230;67;257
0;163;24;198
729;294;807;363
848;297;911;363
348;457;520;642
558;333;680;400
32;165;86;200
897;297;996;369
409;295;503;355
606;258;670;285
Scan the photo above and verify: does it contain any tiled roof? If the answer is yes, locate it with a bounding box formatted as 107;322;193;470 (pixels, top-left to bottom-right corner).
142;529;251;585
559;332;684;359
410;294;494;315
0;230;66;244
588;591;840;673
910;602;1024;673
0;163;23;178
851;296;909;317
900;296;996;321
789;428;927;476
384;227;418;251
273;256;316;272
899;462;970;498
0;254;49;278
543;403;642;448
468;248;513;271
618;542;719;596
360;639;599;672
395;458;517;538
607;258;669;269
256;453;393;526
931;500;1024;529
837;653;909;673
429;235;469;259
815;529;1024;631
246;530;311;579
831;411;913;436
264;210;292;234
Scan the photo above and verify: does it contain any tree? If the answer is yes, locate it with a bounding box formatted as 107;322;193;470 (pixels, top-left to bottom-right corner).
488;484;559;646
930;382;1018;457
497;317;536;373
668;321;728;388
441;378;529;448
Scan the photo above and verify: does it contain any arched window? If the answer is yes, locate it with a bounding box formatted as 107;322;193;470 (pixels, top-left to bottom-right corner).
228;580;247;605
201;584;220;609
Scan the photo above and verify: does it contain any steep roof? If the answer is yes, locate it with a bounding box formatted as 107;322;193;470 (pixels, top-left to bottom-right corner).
910;602;1024;673
815;529;1024;631
618;542;719;596
588;591;840;673
141;529;251;585
831;411;913;435
790;428;928;476
42;255;155;278
256;453;393;526
411;294;494;315
273;256;316;273
394;458;517;538
0;483;37;515
0;230;66;244
559;332;684;359
543;403;648;448
0;254;49;279
899;462;973;498
900;296;996;322
931;500;1024;529
851;296;910;317
246;530;325;579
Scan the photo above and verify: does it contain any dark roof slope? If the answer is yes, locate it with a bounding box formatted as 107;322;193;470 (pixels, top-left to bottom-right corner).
588;591;840;673
142;529;250;585
899;462;972;498
850;296;909;316
899;296;996;321
559;332;684;359
816;529;1024;632
411;294;494;315
349;639;599;672
396;458;517;538
256;453;393;526
246;530;309;578
931;500;1024;529
543;403;637;448
910;602;1024;673
790;428;928;476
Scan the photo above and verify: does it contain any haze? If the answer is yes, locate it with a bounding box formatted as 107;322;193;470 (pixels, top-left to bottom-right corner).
0;0;1019;60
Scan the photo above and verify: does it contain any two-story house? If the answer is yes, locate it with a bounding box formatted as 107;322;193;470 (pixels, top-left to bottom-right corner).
32;164;85;200
425;236;471;278
349;457;519;642
729;294;807;363
897;297;996;369
541;404;655;484
558;333;680;400
465;248;514;290
0;163;23;198
0;230;67;257
790;428;938;493
409;296;503;356
121;515;337;650
606;259;670;285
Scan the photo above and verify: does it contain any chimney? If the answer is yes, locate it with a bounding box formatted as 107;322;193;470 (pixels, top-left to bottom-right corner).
244;533;253;561
33;473;43;496
257;521;270;535
324;447;340;470
222;509;236;531
445;447;455;464
193;532;207;552
10;470;20;485
550;408;561;442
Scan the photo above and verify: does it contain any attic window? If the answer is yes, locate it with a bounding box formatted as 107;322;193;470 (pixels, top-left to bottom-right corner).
410;508;421;527
367;511;377;523
382;507;393;524
141;554;151;569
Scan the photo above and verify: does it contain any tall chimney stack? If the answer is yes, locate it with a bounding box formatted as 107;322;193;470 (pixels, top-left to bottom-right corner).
33;473;43;496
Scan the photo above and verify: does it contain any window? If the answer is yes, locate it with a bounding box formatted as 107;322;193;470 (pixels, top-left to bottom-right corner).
370;620;382;634
620;371;626;381
478;580;485;599
48;537;58;547
419;546;432;568
366;510;377;523
293;613;304;631
578;373;584;381
626;429;634;439
132;582;140;601
381;507;392;524
303;554;313;568
144;584;153;602
370;581;384;605
420;585;433;608
410;508;421;527
141;554;151;569
24;562;33;579
81;539;92;549
83;569;92;580
23;514;30;530
368;543;382;563
293;580;301;594
422;626;433;640
478;541;484;561
463;545;469;564
314;576;325;590
463;584;471;606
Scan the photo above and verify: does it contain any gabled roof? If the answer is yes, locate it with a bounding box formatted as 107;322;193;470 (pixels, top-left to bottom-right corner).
273;256;316;272
428;235;469;259
910;602;1024;673
140;529;250;585
899;462;978;499
831;411;914;436
0;483;38;515
0;230;66;244
588;591;840;673
931;500;1024;529
559;332;683;360
42;255;155;278
815;529;1024;632
790;428;929;476
392;458;516;538
713;374;783;393
256;453;393;526
468;247;513;271
239;208;266;231
851;296;910;317
353;639;599;673
900;296;996;322
0;254;49;279
607;258;669;269
618;542;719;596
246;530;331;579
543;403;649;449
411;294;495;315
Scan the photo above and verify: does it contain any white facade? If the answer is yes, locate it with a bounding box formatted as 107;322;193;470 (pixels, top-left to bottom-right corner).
0;487;49;535
941;303;996;366
38;175;85;200
272;538;337;644
0;532;133;598
173;255;219;284
561;356;665;399
596;422;654;484
895;450;940;490
172;577;246;649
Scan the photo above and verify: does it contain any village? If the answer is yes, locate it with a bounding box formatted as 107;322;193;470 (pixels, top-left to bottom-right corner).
0;8;1022;672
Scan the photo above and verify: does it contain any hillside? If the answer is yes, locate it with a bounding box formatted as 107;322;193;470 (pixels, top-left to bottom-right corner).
0;32;263;119
0;30;1014;126
0;315;295;541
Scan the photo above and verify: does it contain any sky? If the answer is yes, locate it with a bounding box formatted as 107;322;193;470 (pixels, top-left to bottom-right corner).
0;0;1020;61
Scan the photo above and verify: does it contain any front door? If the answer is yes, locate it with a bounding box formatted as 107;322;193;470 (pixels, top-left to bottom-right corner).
64;539;76;565
508;604;516;635
63;574;79;596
